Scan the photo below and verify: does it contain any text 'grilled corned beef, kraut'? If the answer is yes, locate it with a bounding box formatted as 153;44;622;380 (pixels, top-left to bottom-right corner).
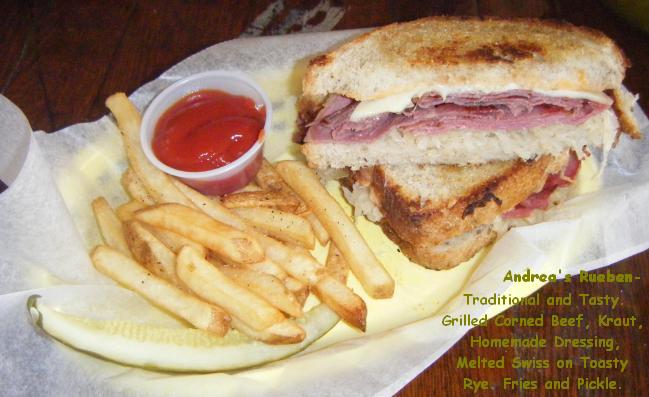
303;91;610;143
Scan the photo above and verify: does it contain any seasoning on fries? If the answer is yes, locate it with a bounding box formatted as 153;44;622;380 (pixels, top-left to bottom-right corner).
222;190;301;213
217;265;303;318
91;245;230;336
123;219;181;286
176;246;304;342
171;177;367;330
255;160;330;244
121;168;155;205
233;207;316;249
147;226;208;257
275;160;395;299
325;244;349;284
115;200;146;222
305;212;330;246
135;203;264;264
255;160;308;214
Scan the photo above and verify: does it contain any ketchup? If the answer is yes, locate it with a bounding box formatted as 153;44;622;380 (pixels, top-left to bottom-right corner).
152;89;265;172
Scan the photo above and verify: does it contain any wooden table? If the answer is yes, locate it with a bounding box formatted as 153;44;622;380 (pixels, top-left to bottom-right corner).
2;1;647;395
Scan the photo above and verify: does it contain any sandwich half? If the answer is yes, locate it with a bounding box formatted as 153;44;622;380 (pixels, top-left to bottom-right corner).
344;152;580;269
298;17;641;170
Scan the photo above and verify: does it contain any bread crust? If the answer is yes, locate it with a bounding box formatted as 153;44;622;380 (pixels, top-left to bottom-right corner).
381;221;497;270
610;88;642;140
301;16;627;106
367;155;565;246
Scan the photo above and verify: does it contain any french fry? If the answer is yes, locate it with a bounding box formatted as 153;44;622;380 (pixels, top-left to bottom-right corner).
214;251;289;282
255;159;309;214
214;253;289;281
222;191;301;213
275;161;395;299
105;93;194;206
209;249;304;309
254;233;320;283
243;261;309;305
255;233;366;327
171;178;367;330
230;316;305;345
305;212;330;245
217;265;303;318
147;226;207;258
206;241;306;310
92;197;131;257
176;246;288;332
255;160;329;243
245;260;288;281
206;250;308;302
284;276;309;306
116;200;146;222
123;220;181;286
91;245;230;336
135;203;264;264
171;178;248;229
173;178;315;283
313;276;366;332
121;168;155;205
233;207;315;249
325;244;349;284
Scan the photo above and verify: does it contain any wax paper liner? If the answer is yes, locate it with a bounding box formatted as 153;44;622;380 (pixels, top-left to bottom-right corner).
1;30;648;396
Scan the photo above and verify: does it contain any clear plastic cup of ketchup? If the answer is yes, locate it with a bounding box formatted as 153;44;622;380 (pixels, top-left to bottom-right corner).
140;71;271;196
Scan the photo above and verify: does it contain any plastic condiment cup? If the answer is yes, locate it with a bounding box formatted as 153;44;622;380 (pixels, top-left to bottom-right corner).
140;71;271;196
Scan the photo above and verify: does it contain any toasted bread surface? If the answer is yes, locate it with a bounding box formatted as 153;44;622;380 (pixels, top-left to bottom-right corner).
610;88;643;140
301;17;627;106
381;222;496;270
360;154;568;246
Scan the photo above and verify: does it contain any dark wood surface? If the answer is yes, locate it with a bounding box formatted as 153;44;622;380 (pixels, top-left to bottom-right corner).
2;1;647;396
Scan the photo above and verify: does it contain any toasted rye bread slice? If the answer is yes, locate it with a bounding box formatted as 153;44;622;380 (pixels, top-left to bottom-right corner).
301;16;628;106
381;222;497;270
352;153;568;247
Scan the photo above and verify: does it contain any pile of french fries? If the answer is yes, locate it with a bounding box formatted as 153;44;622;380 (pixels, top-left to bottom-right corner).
90;93;394;345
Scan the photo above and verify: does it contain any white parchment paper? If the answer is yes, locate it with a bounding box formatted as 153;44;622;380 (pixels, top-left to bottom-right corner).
1;30;648;396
